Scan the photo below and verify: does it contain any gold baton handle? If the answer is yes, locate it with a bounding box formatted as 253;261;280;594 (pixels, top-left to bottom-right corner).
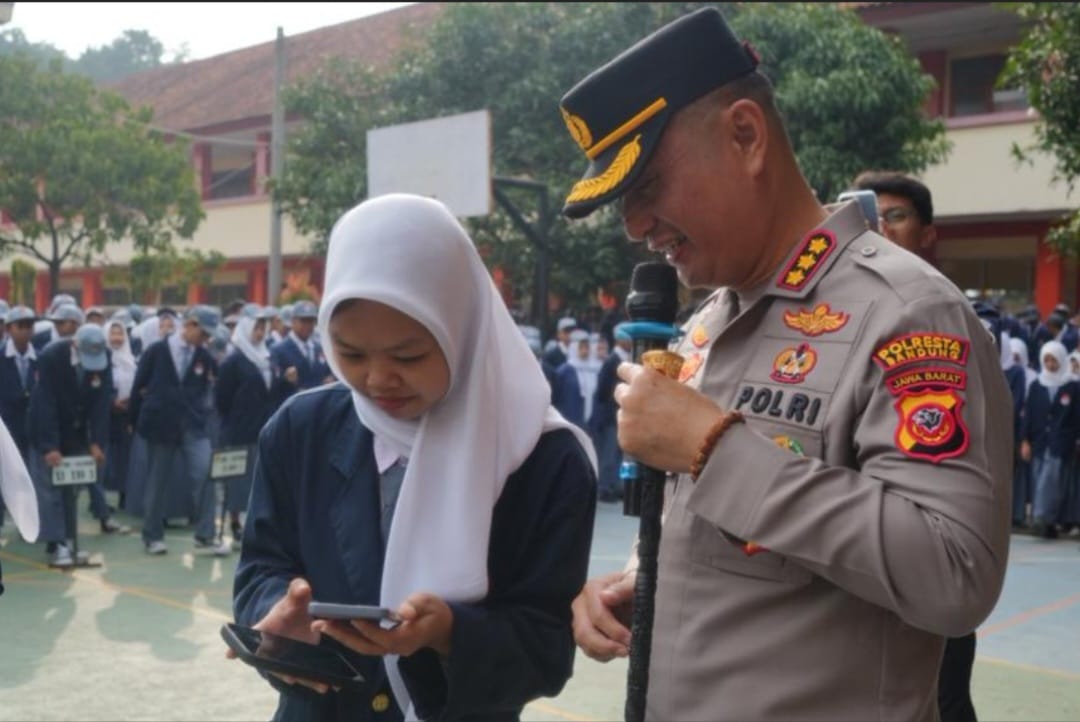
640;349;685;380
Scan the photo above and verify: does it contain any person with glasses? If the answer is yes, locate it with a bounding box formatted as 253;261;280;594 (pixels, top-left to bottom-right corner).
851;170;938;258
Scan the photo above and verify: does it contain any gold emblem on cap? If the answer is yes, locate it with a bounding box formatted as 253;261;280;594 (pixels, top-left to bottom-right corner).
566;135;642;204
560;107;593;152
372;693;390;713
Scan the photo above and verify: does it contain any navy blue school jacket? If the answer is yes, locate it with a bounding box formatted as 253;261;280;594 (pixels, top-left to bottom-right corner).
0;351;37;455
550;362;584;429
269;336;332;399
31;329;52;353
233;385;597;722
129;337;217;444
1021;379;1080;459
214;353;286;447
589;352;621;434
26;340;112;455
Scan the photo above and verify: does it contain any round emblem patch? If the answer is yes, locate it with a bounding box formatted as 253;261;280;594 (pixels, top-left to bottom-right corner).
371;693;390;713
770;343;818;384
691;325;709;348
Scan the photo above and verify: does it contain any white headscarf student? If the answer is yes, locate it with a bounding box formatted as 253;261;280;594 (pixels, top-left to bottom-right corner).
1068;350;1080;383
1008;337;1037;390
1037;340;1070;395
231;193;597;722
106;319;137;403
231;315;272;389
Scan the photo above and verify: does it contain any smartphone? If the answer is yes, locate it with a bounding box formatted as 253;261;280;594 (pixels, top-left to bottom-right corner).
220;623;365;688
308;601;402;628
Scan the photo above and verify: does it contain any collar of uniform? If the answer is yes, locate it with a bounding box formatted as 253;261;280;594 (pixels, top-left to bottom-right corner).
768;201;869;300
4;337;35;361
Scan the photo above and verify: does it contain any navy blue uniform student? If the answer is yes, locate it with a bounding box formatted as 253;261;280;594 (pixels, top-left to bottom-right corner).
130;305;229;556
26;325;115;565
1020;341;1080;539
231;194;597;722
591;324;631;502
270;300;333;400
0;306;39;459
215;312;286;539
32;303;84;353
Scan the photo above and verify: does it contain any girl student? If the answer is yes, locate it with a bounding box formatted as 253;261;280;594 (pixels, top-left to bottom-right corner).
231;194;598;721
214;307;286;546
1020;341;1080;539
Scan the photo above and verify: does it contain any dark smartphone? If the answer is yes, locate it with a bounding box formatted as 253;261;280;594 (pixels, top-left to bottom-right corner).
308;601;402;628
221;623;365;688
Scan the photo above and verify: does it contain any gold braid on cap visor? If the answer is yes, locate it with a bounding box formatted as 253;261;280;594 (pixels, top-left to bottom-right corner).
565;134;642;204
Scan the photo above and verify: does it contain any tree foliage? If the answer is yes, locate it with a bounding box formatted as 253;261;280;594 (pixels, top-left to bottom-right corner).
274;2;947;327
0;55;204;297
1002;2;1080;255
0;27;185;82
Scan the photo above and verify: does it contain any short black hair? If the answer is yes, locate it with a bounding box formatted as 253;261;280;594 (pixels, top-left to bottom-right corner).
852;170;934;225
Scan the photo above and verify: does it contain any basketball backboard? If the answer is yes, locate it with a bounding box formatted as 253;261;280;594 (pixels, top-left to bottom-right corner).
367;109;492;218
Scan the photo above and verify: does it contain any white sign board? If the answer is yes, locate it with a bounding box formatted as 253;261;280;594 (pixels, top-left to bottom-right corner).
211;448;249;480
51;456;97;487
367;110;492;218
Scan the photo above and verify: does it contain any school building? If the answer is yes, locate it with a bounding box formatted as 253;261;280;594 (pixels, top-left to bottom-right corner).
0;2;1075;317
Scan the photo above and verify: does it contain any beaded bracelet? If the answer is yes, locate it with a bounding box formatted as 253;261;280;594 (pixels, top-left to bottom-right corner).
689;410;745;482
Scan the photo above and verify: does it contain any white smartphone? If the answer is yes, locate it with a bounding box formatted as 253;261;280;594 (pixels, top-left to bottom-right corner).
308;601;402;627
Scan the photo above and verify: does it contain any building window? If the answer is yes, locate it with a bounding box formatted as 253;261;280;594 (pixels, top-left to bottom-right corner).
950;54;1028;117
103;287;132;306
160;286;187;307
208;283;250;309
209;164;256;200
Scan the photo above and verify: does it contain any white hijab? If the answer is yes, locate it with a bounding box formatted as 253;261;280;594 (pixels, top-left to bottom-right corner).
134;316;163;349
0;416;38;542
318;194;596;717
106;320;137;402
1009;337;1037;389
1038;340;1069;392
231;316;271;388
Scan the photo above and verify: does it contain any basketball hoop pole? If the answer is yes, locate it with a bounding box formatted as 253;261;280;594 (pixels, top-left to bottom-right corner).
492;177;551;338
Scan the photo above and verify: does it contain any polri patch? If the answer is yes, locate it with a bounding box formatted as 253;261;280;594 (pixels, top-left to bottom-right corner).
782;303;850;337
873;332;969;372
770;343;818;385
776;230;836;291
893;387;969;463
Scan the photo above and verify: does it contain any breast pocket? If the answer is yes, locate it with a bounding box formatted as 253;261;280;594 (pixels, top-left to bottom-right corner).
687;512;812;586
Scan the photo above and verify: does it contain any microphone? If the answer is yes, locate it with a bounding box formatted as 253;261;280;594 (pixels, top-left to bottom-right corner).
620;262;682;722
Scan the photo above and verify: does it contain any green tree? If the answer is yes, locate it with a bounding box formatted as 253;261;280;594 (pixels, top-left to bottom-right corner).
0;55;204;297
73;29;179;83
1001;2;1080;255
0;28;65;65
274;2;946;322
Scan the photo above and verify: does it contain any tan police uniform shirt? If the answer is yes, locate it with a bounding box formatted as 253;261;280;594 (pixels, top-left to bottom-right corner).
646;200;1013;721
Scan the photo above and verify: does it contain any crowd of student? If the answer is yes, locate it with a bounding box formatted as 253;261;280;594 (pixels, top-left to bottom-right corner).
0;294;334;566
999;301;1080;540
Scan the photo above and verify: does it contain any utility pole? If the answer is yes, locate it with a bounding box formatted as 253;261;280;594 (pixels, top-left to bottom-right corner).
267;27;285;305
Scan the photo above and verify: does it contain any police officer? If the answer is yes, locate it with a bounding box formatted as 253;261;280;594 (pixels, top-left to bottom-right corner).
561;9;1012;721
269;300;333;401
27;324;120;567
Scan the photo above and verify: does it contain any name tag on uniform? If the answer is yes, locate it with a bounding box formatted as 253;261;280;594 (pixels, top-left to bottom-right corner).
52;456;98;486
211;448;249;480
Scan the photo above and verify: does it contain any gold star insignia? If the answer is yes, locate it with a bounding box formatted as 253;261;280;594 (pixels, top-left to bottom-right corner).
785;269;806;286
808;236;830;255
796;254;817;271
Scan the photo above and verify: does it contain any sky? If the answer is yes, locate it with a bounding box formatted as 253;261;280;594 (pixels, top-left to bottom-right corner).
3;2;416;60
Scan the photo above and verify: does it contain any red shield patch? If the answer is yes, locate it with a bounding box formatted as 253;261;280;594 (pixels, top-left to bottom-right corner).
893;387;969;463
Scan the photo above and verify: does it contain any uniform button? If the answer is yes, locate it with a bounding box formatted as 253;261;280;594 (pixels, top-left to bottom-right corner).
860;246;877;257
372;693;390;713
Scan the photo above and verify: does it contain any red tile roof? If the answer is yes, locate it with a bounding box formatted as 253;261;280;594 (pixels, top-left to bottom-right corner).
106;3;443;133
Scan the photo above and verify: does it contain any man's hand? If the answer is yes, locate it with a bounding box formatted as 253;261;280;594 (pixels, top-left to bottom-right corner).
312;592;453;658
89;444;105;465
284;367;299;385
1020;440;1032;463
225;577;331;694
614;362;724;472
572;570;636;662
43;450;63;468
